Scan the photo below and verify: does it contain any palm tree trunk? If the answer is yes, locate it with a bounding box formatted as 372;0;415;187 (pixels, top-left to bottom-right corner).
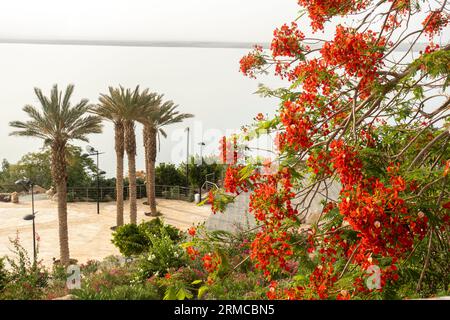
125;120;137;224
51;143;70;266
143;126;150;206
115;121;125;227
148;127;158;215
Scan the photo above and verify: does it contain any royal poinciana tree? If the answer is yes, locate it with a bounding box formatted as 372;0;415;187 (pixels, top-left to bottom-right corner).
205;0;450;299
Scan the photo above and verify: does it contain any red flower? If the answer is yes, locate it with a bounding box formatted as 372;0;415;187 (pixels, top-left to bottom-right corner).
277;100;314;152
321;26;385;98
188;227;196;237
239;45;265;78
186;246;200;260
444;160;450;177
297;0;369;31
202;253;222;273
422;11;449;39
271;22;305;58
224;165;248;194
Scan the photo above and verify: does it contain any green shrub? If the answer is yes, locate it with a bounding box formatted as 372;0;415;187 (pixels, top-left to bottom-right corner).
112;218;183;257
74;283;160;300
111;224;149;257
135;229;187;281
0;236;49;300
206;272;267;300
0;258;7;292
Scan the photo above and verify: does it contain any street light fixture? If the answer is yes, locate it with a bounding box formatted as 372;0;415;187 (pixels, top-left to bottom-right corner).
15;178;37;265
83;145;105;215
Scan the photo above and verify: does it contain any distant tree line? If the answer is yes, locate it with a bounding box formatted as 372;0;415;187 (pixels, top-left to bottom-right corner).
0;150;223;193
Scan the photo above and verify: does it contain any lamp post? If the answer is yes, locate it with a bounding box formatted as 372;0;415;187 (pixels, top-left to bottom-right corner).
198;142;206;200
15;178;37;265
185;127;190;188
198;141;205;163
84;145;105;215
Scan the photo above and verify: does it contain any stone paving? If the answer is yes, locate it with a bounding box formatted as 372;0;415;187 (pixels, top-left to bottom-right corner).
0;198;211;267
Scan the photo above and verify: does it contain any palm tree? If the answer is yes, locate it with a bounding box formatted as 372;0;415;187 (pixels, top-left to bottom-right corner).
10;84;102;266
90;92;125;228
138;95;193;216
95;86;157;224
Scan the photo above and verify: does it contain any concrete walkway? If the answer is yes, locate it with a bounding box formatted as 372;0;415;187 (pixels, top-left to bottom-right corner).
0;198;211;267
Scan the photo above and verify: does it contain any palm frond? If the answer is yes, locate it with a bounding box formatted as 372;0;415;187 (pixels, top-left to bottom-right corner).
10;85;103;146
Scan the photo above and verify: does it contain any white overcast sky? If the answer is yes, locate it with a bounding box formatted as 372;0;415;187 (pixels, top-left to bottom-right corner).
0;0;300;42
0;0;446;178
0;0;302;177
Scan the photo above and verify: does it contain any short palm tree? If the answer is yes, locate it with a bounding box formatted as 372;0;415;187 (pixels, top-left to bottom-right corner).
10;84;102;266
95;86;157;224
138;95;193;216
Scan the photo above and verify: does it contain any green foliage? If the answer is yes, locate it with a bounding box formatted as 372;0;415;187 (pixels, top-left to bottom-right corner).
111;218;183;257
76;283;160;300
205;272;267;300
0;236;49;300
184;155;224;190
135;229;187;280
0;258;7;292
72;262;160;300
412;50;450;88
111;224;149;257
155;163;186;186
0;146;97;189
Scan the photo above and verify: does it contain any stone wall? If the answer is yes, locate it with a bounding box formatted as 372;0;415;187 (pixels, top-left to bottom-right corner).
205;178;341;233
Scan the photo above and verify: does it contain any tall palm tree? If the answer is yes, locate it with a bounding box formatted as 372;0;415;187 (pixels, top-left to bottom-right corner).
90;92;125;228
95;86;157;224
10;84;102;266
138;95;193;216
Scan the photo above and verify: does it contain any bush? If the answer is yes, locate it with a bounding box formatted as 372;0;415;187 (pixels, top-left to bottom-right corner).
135;228;187;281
0;236;49;300
75;283;160;300
112;218;183;257
111;224;148;257
0;258;7;292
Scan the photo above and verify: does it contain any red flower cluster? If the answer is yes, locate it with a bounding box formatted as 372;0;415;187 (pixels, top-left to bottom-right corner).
239;45;265;78
291;58;336;94
297;0;369;31
202;253;222;273
321;26;385;97
224;165;249;194
330;150;429;287
422;11;449;38
277;100;314;152
307;149;333;176
309;263;337;299
208;190;220;214
251;231;293;278
249;168;297;227
271;22;305;58
266;281;306;300
247;168;298;278
186;246;200;260
188;227;196;237
330;140;363;189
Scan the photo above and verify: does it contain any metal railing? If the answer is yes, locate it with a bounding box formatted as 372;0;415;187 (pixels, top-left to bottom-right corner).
0;183;196;203
66;184;195;203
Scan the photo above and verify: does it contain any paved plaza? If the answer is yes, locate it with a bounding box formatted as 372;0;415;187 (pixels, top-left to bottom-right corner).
0;198;211;266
